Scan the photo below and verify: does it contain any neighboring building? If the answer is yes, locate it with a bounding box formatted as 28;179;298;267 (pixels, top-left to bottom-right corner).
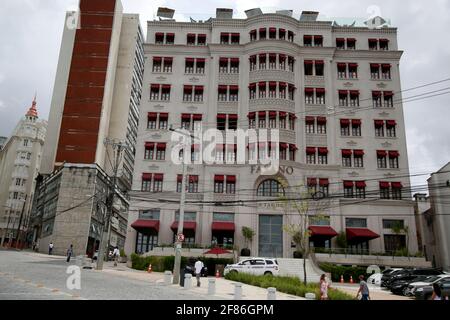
0;97;47;247
30;0;144;256
126;9;419;258
426;162;450;271
0;137;7;150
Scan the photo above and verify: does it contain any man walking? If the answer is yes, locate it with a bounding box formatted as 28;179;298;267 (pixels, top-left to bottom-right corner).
194;258;204;287
356;275;370;300
48;242;54;255
66;244;73;263
112;246;120;267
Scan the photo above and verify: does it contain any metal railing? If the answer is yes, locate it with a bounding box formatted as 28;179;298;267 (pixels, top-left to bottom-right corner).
310;247;423;260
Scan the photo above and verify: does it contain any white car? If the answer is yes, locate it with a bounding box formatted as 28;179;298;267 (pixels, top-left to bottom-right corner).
224;258;280;276
407;274;450;296
367;273;382;286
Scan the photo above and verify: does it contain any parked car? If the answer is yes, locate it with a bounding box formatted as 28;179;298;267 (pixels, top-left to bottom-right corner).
224;258;279;276
385;268;442;289
407;274;450;296
381;268;403;287
415;278;450;300
389;275;431;296
368;273;382;286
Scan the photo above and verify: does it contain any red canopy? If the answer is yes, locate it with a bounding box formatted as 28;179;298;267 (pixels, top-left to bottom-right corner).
131;220;160;232
211;222;235;232
170;221;197;231
346;228;380;241
309;226;338;238
204;247;232;255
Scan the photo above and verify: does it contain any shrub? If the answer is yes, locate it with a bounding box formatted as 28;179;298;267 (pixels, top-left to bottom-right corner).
225;272;352;300
319;262;368;283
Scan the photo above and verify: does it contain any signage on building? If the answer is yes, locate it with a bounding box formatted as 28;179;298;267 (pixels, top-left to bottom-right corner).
251;165;294;175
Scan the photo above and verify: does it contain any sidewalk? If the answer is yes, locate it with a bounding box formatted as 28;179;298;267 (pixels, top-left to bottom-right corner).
101;263;304;300
332;283;412;300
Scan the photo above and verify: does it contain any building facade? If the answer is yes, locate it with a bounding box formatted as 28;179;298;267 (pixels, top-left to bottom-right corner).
123;9;419;258
426;162;450;271
0;97;47;247
30;0;144;256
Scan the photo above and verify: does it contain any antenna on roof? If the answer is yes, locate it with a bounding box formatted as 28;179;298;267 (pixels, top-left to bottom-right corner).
245;8;263;18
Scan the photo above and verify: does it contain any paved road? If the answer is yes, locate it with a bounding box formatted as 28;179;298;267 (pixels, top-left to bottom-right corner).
0;250;213;300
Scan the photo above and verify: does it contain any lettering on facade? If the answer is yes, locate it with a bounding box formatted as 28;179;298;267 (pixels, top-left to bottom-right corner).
251;165;294;175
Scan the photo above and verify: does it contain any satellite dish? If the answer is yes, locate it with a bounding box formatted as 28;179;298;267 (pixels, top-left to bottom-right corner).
157;7;175;19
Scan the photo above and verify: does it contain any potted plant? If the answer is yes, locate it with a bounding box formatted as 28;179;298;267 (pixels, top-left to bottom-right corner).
119;249;127;263
241;226;255;256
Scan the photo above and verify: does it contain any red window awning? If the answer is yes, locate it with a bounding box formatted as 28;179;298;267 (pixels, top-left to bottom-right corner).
340;119;350;126
153;57;162;62
343;181;354;188
219;57;229;63
391;182;403;188
307;178;317;186
142;173;152;180
350;90;360;96
182;113;191;120
379;181;390;188
269;111;277;118
214;175;224;182
258;111;266;117
229;85;239;91
289;144;298;151
161;84;171;89
377;150;387;157
305;87;314;94
150;84;160;90
212;222;235;232
305;116;315;124
389;150;399;158
280;142;288;149
217;114;226;120
304;60;314;65
248;83;256;89
131;220;160;232
355;181;366;188
247;112;256;119
193;114;202;121
156;143;166;150
370;63;380;68
171;221;197;231
196;58;206;63
159;113;168;120
353;149;365;156
184;85;193;91
218;85;228;91
339;90;348;95
258;81;266;88
342;149;352;156
309;226;338;238
145;142;155;148
346;228;380;241
279;82;287;88
319;178;329;186
230;58;239;63
318;147;328;155
289;113;297;119
314;35;323;40
374;120;384;127
372;91;382;97
306;147;316;155
336;38;345;42
164;57;173;62
228;114;238;120
337;63;347;68
269;82;277;88
154;174;164;181
384;91;394;97
148;112;157;119
347;38;356;42
348;63;358;68
386;120;397;126
317;117;327;124
279;111;287;118
226;175;236;183
315;88;325;94
382;64;391;68
351;119;361;126
315;60;324;65
186;57;195;62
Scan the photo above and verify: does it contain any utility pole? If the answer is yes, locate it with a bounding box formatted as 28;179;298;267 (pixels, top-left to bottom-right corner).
15;194;28;249
96;138;127;270
170;127;196;284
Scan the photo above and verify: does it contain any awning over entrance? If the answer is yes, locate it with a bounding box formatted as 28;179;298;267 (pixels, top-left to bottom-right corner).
170;221;197;231
131;220;160;232
211;222;235;232
309;226;338;238
346;228;380;241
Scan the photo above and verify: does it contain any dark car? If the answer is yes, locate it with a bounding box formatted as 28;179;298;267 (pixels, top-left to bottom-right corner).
415;278;450;300
389;275;431;295
381;269;404;288
385;268;442;289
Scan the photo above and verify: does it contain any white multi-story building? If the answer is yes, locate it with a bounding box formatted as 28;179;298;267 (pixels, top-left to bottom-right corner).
126;9;418;259
0;97;47;247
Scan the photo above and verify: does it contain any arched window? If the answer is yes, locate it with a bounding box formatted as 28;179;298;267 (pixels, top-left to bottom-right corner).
257;179;285;197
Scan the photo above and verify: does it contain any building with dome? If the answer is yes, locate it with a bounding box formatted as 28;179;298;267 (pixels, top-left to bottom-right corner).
0;96;47;247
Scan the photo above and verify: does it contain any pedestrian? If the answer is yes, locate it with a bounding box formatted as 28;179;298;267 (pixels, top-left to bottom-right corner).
194;258;204;287
48;242;54;255
356;275;370;300
112;246;120;267
319;274;330;300
66;244;73;263
431;283;443;300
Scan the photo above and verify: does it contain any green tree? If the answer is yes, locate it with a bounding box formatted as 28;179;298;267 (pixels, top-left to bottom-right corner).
241;226;255;255
391;222;409;256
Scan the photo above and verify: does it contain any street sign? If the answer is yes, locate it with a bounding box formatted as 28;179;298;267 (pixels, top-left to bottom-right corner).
177;233;185;242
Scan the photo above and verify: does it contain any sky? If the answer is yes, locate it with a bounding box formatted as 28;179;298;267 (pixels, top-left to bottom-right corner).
0;0;449;190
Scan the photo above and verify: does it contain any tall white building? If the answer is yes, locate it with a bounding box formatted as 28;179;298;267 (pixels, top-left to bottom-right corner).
0;97;47;247
126;9;418;259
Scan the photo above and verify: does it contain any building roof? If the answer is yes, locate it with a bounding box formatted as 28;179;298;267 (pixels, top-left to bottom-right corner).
26;95;38;118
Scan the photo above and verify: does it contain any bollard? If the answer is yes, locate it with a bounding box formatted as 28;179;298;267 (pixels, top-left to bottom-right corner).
184;273;192;289
164;271;172;286
267;287;277;300
305;292;316;300
233;283;242;300
208;278;216;296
